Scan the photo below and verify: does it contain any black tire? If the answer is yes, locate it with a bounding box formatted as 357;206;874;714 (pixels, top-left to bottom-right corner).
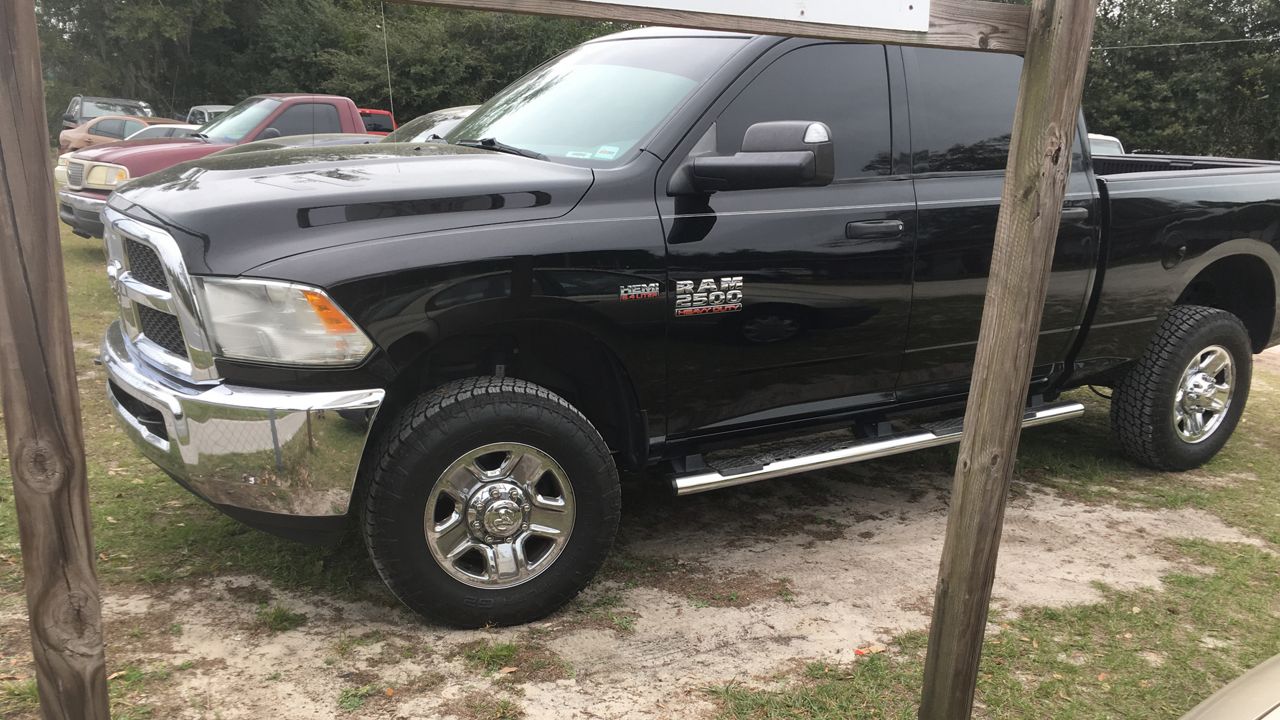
362;376;620;628
1111;305;1252;471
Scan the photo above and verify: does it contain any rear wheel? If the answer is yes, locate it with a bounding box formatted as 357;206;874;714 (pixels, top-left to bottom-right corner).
362;377;620;628
1111;305;1252;471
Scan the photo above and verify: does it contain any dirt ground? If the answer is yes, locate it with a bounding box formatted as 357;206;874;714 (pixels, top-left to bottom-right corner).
3;350;1277;719
3;472;1260;719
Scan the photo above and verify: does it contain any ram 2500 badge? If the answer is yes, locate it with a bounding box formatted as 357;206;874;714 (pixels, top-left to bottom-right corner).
101;28;1280;627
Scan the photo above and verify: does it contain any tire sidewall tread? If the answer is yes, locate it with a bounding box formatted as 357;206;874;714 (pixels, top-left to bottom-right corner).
362;377;620;628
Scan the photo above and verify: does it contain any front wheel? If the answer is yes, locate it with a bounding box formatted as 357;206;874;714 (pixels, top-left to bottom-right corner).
1111;305;1252;471
362;377;620;628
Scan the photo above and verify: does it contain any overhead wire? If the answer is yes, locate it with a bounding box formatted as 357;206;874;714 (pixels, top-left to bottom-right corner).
1093;35;1280;51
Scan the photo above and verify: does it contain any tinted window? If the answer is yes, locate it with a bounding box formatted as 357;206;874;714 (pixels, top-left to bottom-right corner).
268;103;343;137
123;119;146;136
200;98;282;143
716;44;892;180
907;48;1022;173
362;114;395;132
91;119;125;138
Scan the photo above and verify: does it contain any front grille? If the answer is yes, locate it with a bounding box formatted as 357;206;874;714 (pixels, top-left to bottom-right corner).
67;161;85;188
137;305;186;356
125;238;169;290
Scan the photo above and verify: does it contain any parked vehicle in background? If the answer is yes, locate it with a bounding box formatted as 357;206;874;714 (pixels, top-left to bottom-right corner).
186;104;231;125
58;115;179;153
1180;653;1280;719
211;132;380;157
359;108;398;135
57;93;366;238
62;95;154;129
1089;132;1126;156
98;29;1280;629
383;105;478;143
127;124;201;141
210;106;479;157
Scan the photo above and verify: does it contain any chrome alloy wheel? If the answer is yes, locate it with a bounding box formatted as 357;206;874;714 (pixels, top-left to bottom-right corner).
1173;345;1235;444
424;443;576;589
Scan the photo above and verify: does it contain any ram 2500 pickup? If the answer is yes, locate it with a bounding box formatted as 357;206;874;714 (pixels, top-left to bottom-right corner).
100;28;1280;628
59;93;366;238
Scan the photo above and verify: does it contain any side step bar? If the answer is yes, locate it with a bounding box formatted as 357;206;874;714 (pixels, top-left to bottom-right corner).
671;401;1084;497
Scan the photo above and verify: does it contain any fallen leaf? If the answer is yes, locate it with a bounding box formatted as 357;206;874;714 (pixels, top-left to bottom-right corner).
384;688;395;697
499;667;518;674
1097;673;1109;682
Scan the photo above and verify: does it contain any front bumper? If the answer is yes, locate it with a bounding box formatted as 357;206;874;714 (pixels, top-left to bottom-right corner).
102;320;384;532
58;188;108;238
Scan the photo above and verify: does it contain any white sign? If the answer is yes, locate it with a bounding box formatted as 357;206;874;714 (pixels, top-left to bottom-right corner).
580;0;931;33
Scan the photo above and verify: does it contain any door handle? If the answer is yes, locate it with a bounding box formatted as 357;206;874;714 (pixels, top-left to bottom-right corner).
1061;207;1090;223
846;219;905;240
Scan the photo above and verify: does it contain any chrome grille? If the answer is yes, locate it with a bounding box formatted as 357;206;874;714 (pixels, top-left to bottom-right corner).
124;238;169;290
103;206;219;382
136;305;186;356
67;161;85;188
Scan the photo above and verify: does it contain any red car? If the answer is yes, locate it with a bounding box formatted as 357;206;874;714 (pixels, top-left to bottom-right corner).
58;94;367;237
359;108;398;136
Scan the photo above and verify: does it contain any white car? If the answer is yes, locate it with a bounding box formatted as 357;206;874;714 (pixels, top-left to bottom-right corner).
126;123;201;141
1089;132;1126;156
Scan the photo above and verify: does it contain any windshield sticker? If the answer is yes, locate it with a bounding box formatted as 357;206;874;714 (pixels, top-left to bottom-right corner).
675;277;744;317
593;145;621;160
566;150;594;159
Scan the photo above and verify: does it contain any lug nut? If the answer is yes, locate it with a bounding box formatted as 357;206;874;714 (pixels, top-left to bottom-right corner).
484;535;494;543
521;522;529;530
471;520;481;529
489;488;501;499
522;504;531;512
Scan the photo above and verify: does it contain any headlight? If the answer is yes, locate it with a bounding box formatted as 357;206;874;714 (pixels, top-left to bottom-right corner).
85;163;129;187
57;154;70;168
193;277;374;366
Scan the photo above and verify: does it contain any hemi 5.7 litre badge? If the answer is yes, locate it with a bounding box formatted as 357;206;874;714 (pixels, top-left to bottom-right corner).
619;282;661;301
675;277;744;317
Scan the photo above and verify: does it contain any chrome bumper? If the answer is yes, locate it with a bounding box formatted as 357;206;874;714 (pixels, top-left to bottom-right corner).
57;188;108;236
102;320;384;518
58;187;107;213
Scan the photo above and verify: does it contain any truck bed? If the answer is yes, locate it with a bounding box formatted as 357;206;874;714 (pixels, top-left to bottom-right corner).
1094;153;1280;176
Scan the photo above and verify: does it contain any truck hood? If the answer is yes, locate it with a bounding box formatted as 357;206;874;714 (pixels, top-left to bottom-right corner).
110;143;596;276
75;138;231;177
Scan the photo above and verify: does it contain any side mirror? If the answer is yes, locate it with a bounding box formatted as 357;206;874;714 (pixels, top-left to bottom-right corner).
681;121;835;194
258;127;282;140
62;113;76;127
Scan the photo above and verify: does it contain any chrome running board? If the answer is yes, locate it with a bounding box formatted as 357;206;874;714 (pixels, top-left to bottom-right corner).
671;401;1084;497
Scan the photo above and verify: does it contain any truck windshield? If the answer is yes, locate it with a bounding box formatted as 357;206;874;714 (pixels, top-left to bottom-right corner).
445;37;747;166
198;98;283;143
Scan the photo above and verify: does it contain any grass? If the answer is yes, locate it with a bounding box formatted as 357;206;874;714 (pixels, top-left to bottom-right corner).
337;684;377;712
254;604;308;633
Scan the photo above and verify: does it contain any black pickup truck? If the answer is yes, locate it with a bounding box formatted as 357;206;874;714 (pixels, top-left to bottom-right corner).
100;28;1280;627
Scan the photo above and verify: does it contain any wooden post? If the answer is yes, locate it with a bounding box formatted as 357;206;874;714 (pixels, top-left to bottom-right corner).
0;2;111;718
918;1;1098;718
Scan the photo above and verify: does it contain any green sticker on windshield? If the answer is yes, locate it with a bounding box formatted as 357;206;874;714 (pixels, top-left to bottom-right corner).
594;145;620;160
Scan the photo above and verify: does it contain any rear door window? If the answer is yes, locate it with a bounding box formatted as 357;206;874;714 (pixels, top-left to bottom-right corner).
123;119;146;137
91;119;125;138
904;48;1022;173
268;103;343;137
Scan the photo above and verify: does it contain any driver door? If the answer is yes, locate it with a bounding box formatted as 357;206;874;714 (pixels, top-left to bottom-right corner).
657;42;917;437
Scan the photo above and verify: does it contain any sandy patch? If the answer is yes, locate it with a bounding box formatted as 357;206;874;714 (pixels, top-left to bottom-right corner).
4;465;1261;720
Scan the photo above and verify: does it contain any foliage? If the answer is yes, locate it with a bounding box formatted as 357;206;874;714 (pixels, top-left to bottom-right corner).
36;0;620;133
1086;0;1280;158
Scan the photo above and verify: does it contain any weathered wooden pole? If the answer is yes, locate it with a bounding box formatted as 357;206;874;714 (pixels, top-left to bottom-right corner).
918;1;1098;718
0;2;112;718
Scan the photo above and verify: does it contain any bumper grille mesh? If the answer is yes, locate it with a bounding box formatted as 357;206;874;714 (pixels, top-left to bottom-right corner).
137;305;186;356
67;162;85;188
125;238;169;290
